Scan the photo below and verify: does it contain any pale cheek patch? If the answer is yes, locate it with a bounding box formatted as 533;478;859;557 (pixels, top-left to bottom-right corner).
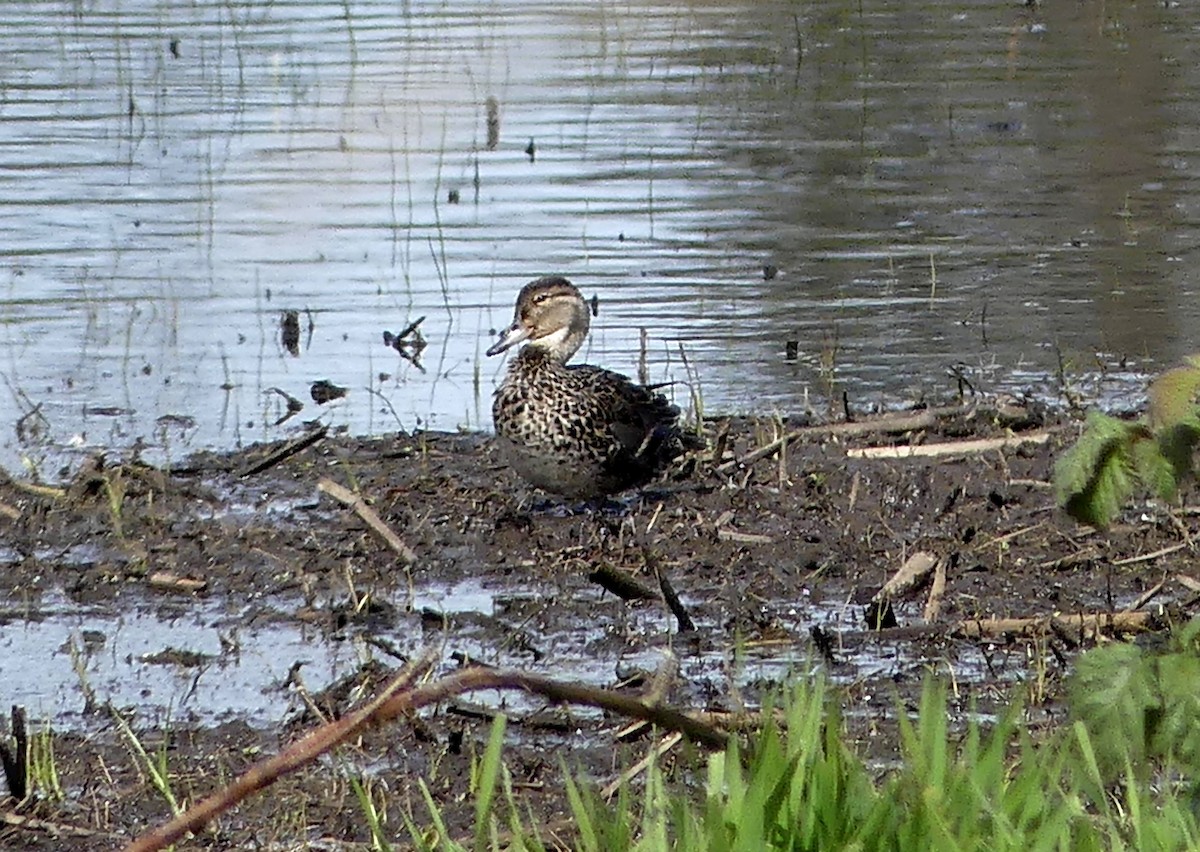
534;326;573;350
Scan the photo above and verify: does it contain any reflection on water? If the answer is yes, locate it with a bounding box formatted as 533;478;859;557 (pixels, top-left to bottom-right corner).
3;0;1199;472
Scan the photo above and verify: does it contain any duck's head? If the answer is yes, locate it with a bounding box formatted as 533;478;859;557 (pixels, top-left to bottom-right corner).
486;276;590;363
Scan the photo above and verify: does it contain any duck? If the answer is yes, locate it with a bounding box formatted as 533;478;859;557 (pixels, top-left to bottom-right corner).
487;276;702;500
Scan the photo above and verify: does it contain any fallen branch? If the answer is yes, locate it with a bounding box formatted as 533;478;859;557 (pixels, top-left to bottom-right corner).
318;478;417;565
846;431;1051;460
126;655;725;852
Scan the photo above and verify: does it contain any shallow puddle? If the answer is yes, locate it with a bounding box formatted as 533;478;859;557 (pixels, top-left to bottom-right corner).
2;579;1014;731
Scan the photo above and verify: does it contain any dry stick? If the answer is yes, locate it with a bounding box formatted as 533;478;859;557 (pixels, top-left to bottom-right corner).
126;660;726;852
1175;573;1200;594
601;732;683;801
716;406;967;473
716;527;773;545
1;810;117;839
237;425;328;477
656;566;695;632
1111;541;1189;566
970;522;1045;553
317;478;417;565
5;480;65;501
874;551;938;601
710;408;936;472
846;431;1051;460
1126;576;1167;612
146;572;208;594
923;556;948;623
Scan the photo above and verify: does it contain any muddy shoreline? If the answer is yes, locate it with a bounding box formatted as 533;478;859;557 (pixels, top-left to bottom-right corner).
1;408;1191;849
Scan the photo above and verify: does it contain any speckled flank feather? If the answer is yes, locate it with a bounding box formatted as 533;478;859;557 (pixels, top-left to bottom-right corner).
490;277;701;499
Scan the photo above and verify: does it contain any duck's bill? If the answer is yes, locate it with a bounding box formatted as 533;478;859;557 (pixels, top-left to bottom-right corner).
486;322;531;356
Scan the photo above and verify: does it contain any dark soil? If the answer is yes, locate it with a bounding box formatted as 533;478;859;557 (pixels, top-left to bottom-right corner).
0;409;1194;850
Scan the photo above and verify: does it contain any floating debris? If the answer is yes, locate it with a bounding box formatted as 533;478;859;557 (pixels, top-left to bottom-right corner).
155;413;197;429
310;380;347;405
383;316;427;372
83;405;131;417
281;310;301;356
485;95;500;151
266;387;303;425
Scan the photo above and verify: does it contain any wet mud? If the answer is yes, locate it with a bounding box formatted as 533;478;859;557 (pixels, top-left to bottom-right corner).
0;409;1193;849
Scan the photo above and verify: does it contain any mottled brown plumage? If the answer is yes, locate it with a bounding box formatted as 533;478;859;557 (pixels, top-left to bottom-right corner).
487;276;701;499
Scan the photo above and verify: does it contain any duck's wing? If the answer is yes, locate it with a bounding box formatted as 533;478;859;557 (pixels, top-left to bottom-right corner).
569;366;700;459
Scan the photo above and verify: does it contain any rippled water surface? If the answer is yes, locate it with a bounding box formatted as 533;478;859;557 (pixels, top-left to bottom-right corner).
4;0;1200;470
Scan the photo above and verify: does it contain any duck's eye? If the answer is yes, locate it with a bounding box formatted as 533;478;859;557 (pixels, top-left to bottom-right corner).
533;293;550;304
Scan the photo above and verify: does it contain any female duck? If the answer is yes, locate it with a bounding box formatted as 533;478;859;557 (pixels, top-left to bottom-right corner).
487;276;700;499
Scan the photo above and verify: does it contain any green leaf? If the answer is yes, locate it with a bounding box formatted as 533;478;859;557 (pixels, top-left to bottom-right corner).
1053;412;1140;527
1132;434;1181;501
1148;359;1200;431
473;714;507;852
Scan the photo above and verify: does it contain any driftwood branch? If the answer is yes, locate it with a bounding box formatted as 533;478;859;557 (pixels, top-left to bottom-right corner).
126;655;725;852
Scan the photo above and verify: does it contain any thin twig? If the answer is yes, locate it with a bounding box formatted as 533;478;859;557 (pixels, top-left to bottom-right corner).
716;407;974;473
601;732;682;800
1111;542;1189;566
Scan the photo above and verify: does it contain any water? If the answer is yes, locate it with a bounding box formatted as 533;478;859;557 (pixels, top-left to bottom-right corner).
0;582;1001;730
3;0;1200;475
